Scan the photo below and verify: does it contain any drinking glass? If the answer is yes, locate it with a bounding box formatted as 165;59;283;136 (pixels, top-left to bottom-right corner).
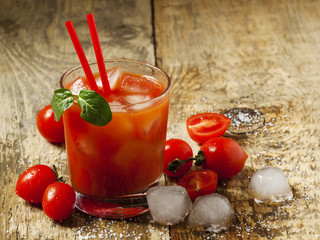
60;59;170;218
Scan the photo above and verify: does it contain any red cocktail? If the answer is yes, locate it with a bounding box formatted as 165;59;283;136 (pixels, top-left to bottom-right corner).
61;59;170;218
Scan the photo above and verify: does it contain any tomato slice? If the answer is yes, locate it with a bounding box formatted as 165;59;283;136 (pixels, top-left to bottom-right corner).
186;113;231;145
177;170;218;202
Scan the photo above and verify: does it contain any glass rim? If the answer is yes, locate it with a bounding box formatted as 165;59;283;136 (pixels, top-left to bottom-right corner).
60;59;171;108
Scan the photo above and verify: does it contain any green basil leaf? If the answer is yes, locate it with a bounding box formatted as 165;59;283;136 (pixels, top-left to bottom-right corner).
77;89;112;126
51;89;74;121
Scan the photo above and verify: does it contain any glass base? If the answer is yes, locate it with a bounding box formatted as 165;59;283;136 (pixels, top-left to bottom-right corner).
75;176;163;219
76;192;149;219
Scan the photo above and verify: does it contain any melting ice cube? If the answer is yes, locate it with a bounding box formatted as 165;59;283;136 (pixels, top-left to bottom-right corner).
75;133;99;158
249;166;293;203
122;94;154;112
146;186;192;225
188;193;235;233
121;94;151;105
96;67;123;90
138;114;161;140
120;74;161;94
70;77;89;95
108;99;127;113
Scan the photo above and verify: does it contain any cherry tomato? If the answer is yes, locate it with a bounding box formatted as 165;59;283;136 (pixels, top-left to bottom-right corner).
36;105;65;143
16;165;57;203
200;137;248;179
178;170;218;202
42;182;76;221
163;139;193;178
186;113;231;145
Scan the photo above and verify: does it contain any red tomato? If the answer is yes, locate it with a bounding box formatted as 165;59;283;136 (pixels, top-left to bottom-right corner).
37;105;65;143
186;113;231;145
42;182;76;221
178;170;218;202
15;165;57;203
200;137;248;179
163;139;193;178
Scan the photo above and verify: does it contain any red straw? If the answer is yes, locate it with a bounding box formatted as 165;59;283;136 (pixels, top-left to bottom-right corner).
65;21;99;92
87;14;111;93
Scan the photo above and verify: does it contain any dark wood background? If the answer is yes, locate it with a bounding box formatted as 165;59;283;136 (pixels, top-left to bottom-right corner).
1;0;319;239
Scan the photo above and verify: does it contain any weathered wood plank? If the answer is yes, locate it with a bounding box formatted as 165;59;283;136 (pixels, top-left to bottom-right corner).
154;0;320;239
0;0;169;239
2;0;320;239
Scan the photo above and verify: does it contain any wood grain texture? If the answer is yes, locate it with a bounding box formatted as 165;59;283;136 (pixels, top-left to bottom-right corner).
0;0;169;239
1;0;320;239
154;0;320;239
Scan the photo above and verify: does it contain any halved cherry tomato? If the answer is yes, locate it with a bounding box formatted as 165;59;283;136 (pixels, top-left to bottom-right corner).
163;139;193;178
15;165;57;203
42;182;76;221
36;105;65;143
177;170;218;202
200;137;248;179
186;113;231;145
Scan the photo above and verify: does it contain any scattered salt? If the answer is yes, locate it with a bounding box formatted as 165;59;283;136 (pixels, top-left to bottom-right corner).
224;108;265;134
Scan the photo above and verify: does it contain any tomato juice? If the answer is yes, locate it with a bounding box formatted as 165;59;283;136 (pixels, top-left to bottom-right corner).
61;60;170;200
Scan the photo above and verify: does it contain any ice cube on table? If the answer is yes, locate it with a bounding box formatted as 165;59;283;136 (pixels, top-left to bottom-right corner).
248;166;293;203
96;67;123;90
188;193;235;233
146;186;192;225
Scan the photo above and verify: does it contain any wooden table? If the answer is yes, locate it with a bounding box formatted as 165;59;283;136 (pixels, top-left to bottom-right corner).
1;0;319;239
